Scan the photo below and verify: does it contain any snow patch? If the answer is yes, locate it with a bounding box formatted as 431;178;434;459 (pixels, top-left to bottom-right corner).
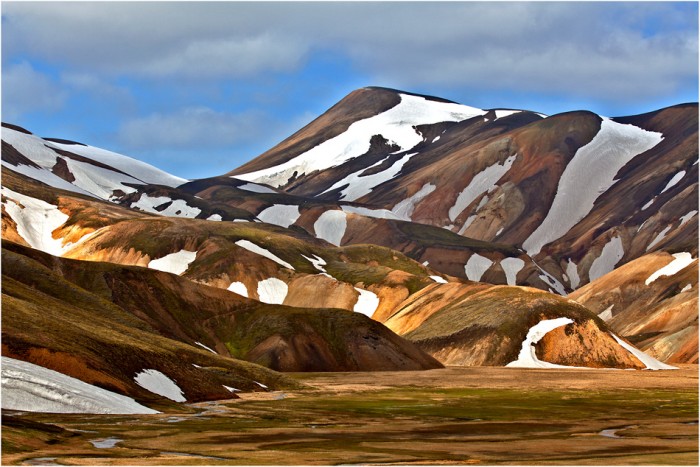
1;188;70;256
523;118;663;255
319;152;418;201
448;154;517;222
194;342;216;354
679;210;697;227
610;334;677;370
506;318;578;368
494;109;522;119
500;257;525;286
534;262;567;295
430;275;448;284
659;170;686;194
206;214;222;221
598;305;614;321
589;236;624;282
681;284;693;293
1;357;158;414
227;281;248;297
457;215;477;235
645;252;695;285
646;225;672;252
235;240;294;270
134;369;186;402
314;210;347;246
254;381;268;389
148;250;197;275
257;278;288;304
130;194;200;218
236;94;484;187
302;254;328;274
353;287;380;317
391;183;436;220
432;136;441;143
641;198;655;210
341;205;402;220
223;385;239;393
464;253;493;282
257;204;301;228
566;259;581;290
237;182;277;194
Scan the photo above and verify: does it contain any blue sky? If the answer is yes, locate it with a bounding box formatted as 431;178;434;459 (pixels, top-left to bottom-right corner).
2;1;698;179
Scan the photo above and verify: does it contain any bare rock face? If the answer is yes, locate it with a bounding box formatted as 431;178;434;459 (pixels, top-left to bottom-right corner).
570;252;698;363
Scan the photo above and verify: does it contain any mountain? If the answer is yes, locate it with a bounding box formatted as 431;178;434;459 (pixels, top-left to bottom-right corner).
1;86;694;412
229;87;697;293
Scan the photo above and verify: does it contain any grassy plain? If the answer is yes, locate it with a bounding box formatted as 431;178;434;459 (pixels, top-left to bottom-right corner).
2;365;697;465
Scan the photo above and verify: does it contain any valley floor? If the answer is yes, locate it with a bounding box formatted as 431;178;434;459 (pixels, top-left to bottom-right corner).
2;365;698;466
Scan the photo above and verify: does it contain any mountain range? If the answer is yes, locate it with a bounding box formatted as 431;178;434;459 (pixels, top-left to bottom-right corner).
1;86;696;412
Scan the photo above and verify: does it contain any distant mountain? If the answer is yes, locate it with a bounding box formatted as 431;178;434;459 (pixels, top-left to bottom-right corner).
2;86;695;412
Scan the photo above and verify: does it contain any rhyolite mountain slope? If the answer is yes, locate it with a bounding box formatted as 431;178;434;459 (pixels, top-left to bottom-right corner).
1;122;672;374
570;251;698;364
229;87;697;294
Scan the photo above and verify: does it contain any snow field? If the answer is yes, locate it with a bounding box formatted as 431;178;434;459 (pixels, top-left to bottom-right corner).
588;236;624;281
448;154;517;222
2;161;94;197
523;118;663;255
227;281;249;297
147;250;198;275
464;253;493;282
257;278;288;304
235;239;295;270
500;257;525;286
506;318;579;368
314;210;347;246
236;93;485;187
62;157;142;199
256;204;301;228
391;182;436;220
1;357;158;414
353;287;380;317
645;252;695;285
46;141;187;187
134;369;186;402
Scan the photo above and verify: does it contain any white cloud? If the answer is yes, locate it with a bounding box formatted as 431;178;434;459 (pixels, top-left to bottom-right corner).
3;2;696;104
1;62;67;120
118;107;270;150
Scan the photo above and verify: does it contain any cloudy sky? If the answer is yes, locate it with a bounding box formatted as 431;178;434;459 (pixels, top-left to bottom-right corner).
2;1;698;179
